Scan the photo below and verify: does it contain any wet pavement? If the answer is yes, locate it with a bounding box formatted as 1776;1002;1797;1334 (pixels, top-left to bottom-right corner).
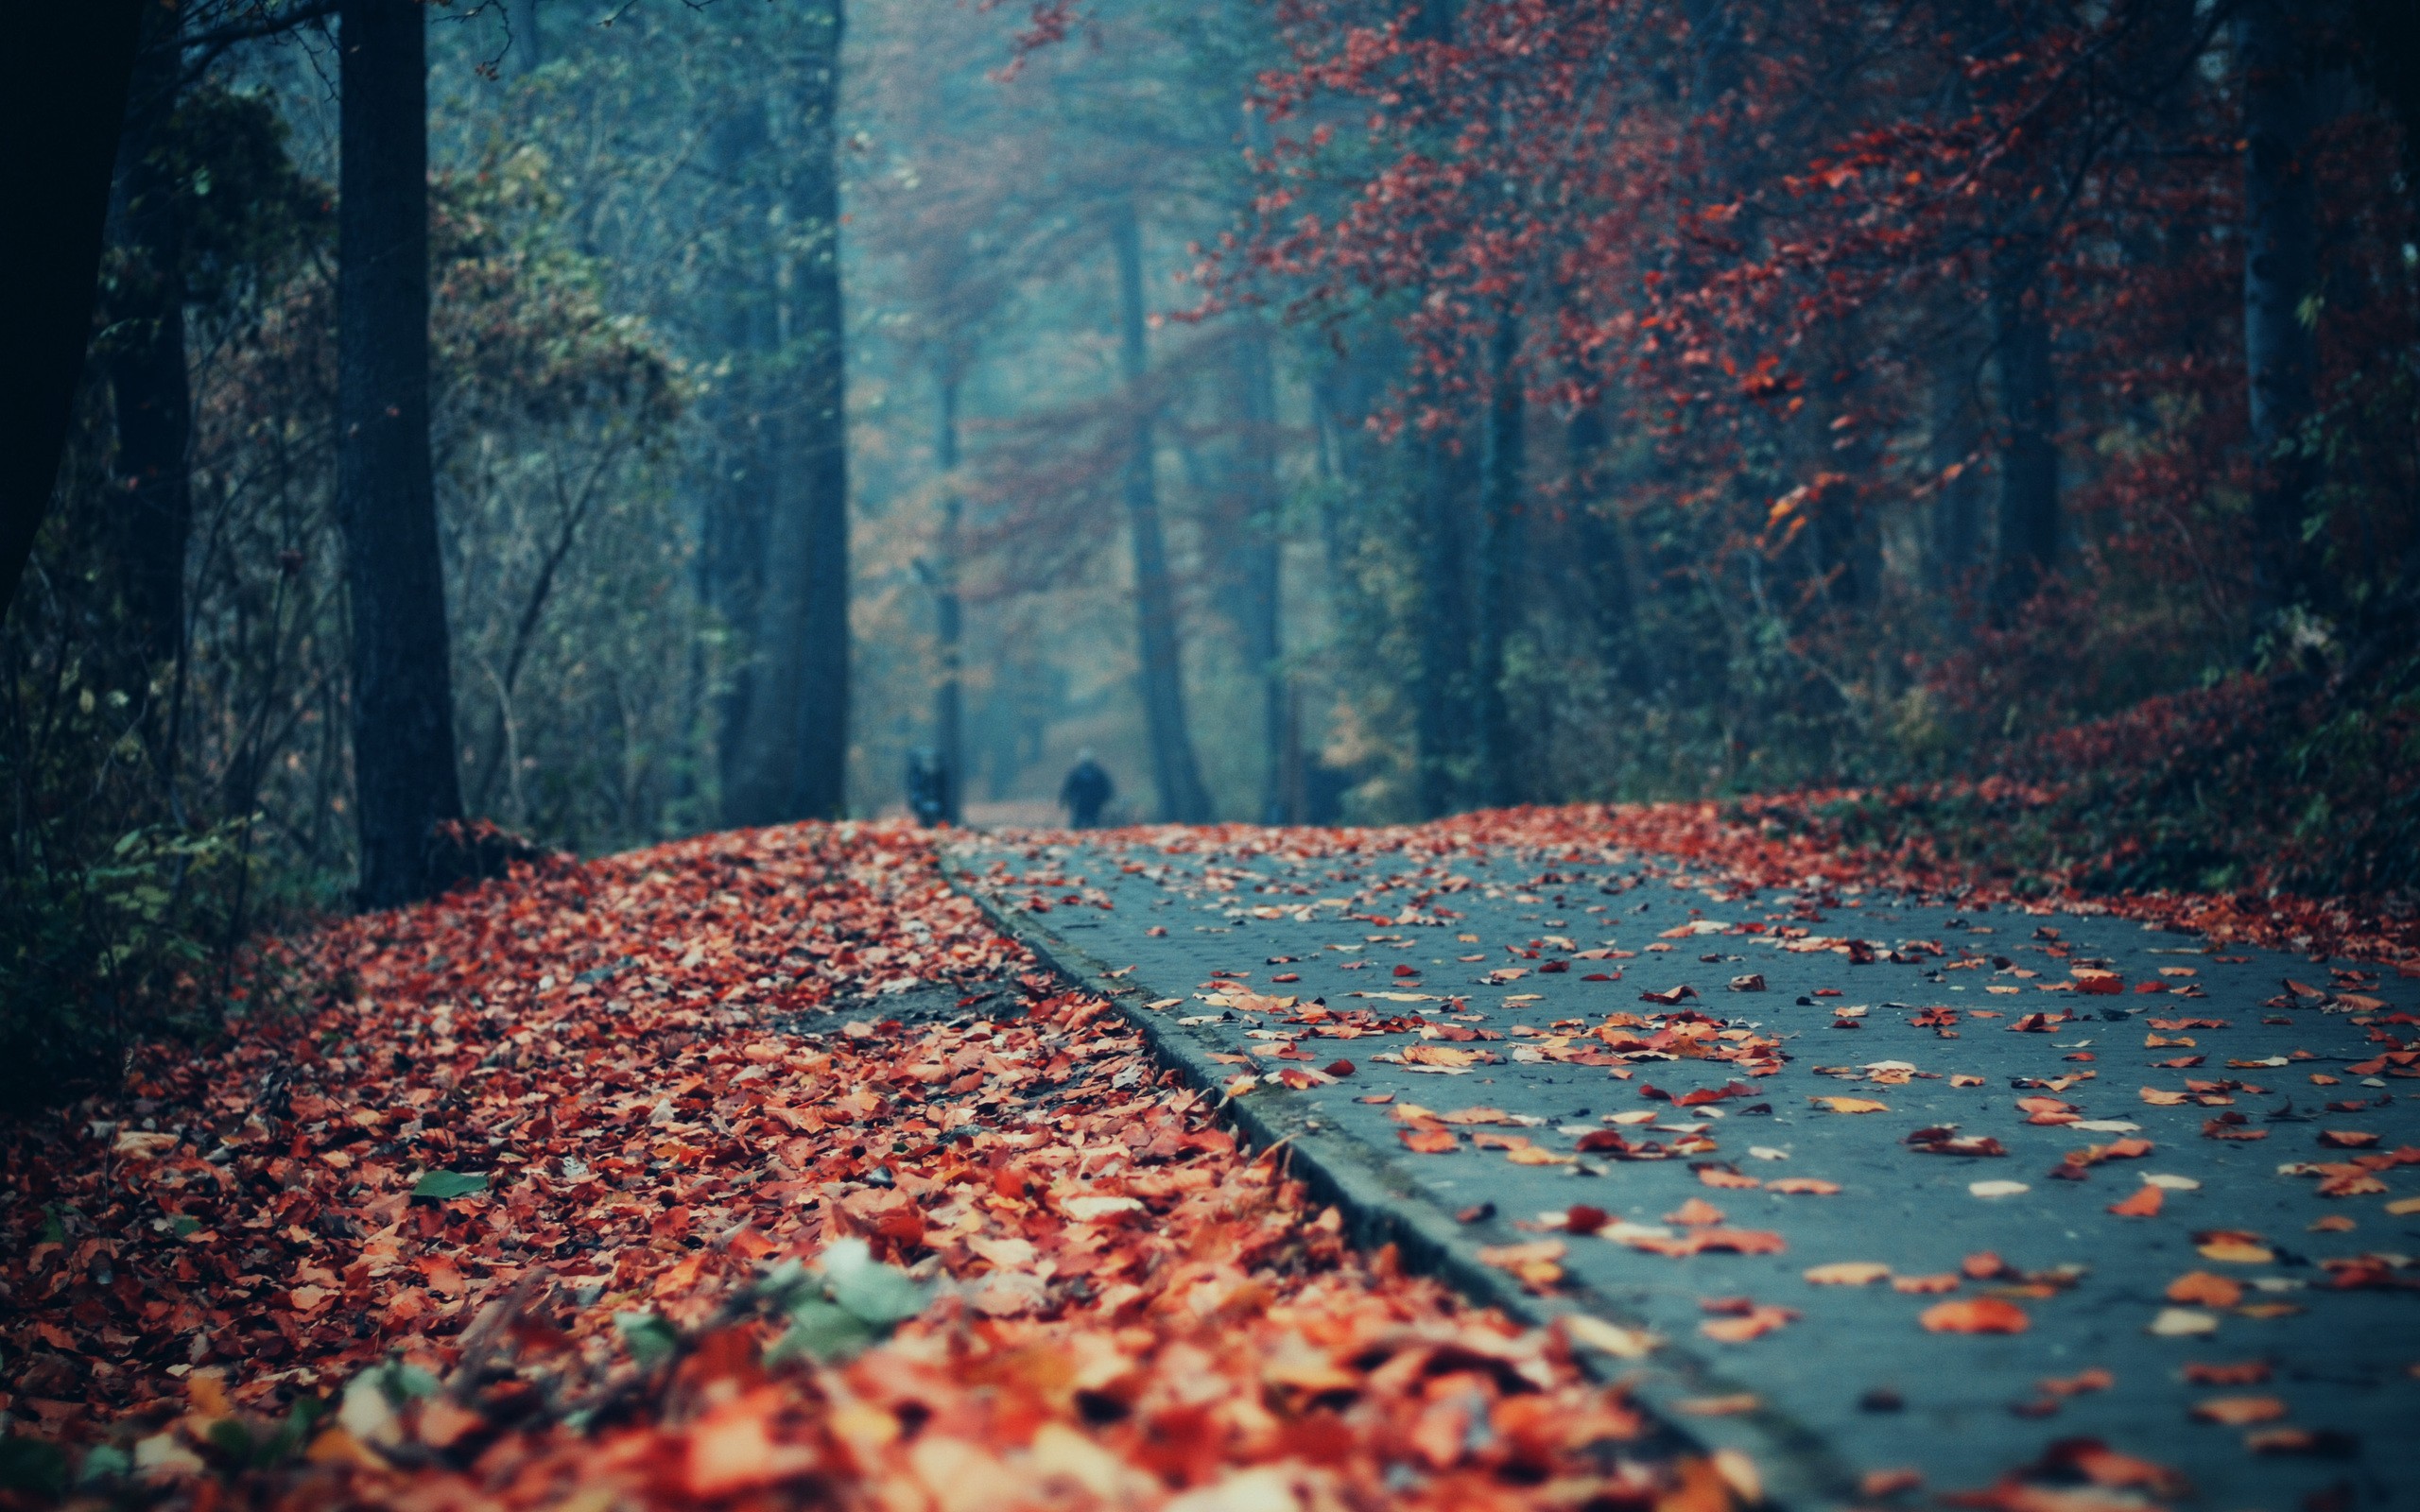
947;830;2420;1511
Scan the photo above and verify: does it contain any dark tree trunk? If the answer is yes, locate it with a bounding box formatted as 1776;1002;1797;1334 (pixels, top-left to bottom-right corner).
725;0;849;824
933;364;964;824
706;85;775;816
2238;0;2325;616
786;0;850;821
337;0;462;908
101;6;193;668
1236;323;1288;823
2;0;145;615
1111;199;1212;822
1564;351;1641;688
1988;243;2059;614
1928;328;1985;605
1473;312;1521;809
1414;428;1473;819
507;0;542;77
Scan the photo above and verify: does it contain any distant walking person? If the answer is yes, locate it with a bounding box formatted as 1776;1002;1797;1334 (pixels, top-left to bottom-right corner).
1061;750;1114;829
905;747;950;829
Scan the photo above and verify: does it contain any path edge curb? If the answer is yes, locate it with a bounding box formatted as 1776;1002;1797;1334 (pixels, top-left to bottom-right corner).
943;850;1860;1511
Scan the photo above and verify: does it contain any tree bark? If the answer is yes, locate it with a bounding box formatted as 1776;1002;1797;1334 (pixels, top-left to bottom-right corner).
2;0;146;616
724;0;849;824
1414;428;1473;819
101;3;194;669
507;0;542;77
337;0;463;908
2238;0;2325;616
933;364;964;824
1111;198;1213;822
1473;311;1521;809
1927;328;1984;605
1236;323;1287;823
705;83;775;816
786;0;850;821
1988;242;2059;615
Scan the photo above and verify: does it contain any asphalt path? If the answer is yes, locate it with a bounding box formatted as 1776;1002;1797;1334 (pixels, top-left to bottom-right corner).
949;830;2419;1511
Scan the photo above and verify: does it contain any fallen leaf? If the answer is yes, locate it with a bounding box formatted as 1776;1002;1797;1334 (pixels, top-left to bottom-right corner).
2189;1396;2287;1425
1804;1262;1891;1286
2166;1271;2243;1307
1920;1297;2029;1333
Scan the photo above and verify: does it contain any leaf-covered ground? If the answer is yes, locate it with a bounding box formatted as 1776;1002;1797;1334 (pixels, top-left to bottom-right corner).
0;822;1685;1511
4;802;2412;1511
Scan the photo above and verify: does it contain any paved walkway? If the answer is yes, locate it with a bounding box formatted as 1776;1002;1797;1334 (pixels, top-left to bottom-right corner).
948;830;2418;1511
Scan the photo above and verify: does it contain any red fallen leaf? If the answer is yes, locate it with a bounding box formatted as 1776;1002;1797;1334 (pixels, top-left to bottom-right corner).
1665;1197;1727;1227
1324;1059;1355;1076
1582;971;1616;981
1630;1228;1788;1257
2166;1271;2243;1307
1677;1081;1756;1107
2154;1055;2206;1067
2202;1118;2270;1142
1920;1297;2030;1333
1764;1177;1841;1195
1892;1273;1961;1294
1399;1127;1458;1153
1962;1252;2011;1280
1692;1162;1763;1189
1271;973;1301;983
1564;1204;1611;1236
2009;1013;2058;1032
1639;985;1699;1005
1907;1127;2008;1157
2183;1360;2272;1385
1538;959;1570;973
2105;1185;2163;1217
1697;1299;1799;1342
2071;970;2124;995
2040;1367;2113;1398
2034;1439;2193;1499
1575;1128;1634;1154
2190;1396;2287;1425
2317;1129;2379;1148
1910;1007;1959;1027
1392;964;1420;977
2245;1428;2362;1456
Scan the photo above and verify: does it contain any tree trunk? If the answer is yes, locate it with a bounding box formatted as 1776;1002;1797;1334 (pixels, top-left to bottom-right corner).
1414;428;1472;819
1;0;146;617
706;85;775;816
1111;198;1213;822
1988;243;2059;615
786;0;850;821
101;4;193;669
337;0;463;908
933;364;964;824
1236;323;1287;823
2238;0;2325;616
1473;311;1521;808
724;1;849;824
1928;329;1984;606
507;0;542;77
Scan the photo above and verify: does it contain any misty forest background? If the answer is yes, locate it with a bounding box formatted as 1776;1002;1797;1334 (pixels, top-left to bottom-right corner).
8;0;2420;1102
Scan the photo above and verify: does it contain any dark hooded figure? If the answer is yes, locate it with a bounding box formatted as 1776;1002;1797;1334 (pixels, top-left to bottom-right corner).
1060;749;1114;829
905;747;950;828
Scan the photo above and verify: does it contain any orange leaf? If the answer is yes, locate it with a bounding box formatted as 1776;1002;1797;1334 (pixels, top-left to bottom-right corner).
2164;1271;2242;1308
1919;1297;2030;1333
2106;1185;2163;1217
